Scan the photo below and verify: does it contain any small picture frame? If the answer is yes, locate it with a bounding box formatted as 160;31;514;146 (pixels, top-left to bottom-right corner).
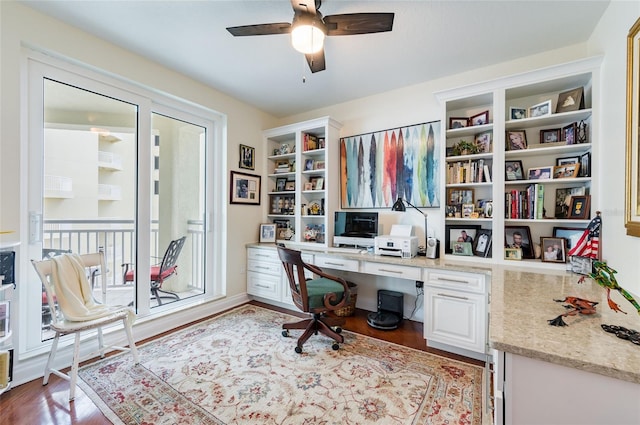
274;159;291;172
311;177;324;190
554;187;586;218
447;188;474;205
541;237;567;263
579;152;591;177
452;241;473;256
470;110;489;126
505;160;524;180
259;223;277;243
474;131;492;153
230;171;261;205
504;247;522;260
239;144;255;170
540;128;561;144
553;226;586;250
527;166;553;180
505;226;534;259
284;181;296;191
556;156;580;166
314;160;325;170
509;107;527;120
279;144;291;155
569;255;593;275
445;225;480;254
445;205;459;218
449;117;469;129
553;163;580;179
304;159;314;171
462;203;475;218
473;228;492;258
568;195;590;219
529;100;552;118
276;178;287;192
506;130;528;150
556;87;584;113
562;122;577;144
304;182;313;191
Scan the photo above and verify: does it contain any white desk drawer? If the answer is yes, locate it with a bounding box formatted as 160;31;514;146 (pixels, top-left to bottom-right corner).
247;247;279;263
426;270;485;293
314;255;359;272
362;261;422;280
247;271;281;300
247;259;281;275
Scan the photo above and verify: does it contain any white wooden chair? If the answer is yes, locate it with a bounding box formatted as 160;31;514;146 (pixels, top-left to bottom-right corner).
31;251;139;401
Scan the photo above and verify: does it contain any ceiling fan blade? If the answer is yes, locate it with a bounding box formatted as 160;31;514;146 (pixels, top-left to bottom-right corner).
324;13;394;36
306;49;326;73
291;0;318;15
226;23;291;37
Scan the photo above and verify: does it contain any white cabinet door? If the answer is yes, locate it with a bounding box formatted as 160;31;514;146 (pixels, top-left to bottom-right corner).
424;286;486;354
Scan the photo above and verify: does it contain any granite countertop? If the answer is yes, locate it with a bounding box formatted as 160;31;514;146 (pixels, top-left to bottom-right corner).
248;243;640;384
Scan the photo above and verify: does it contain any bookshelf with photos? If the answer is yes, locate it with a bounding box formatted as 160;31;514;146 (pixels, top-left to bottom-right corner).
438;57;601;268
0;243;17;396
263;117;342;247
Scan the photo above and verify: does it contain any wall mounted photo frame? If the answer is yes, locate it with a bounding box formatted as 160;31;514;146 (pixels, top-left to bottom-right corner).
541;237;567;263
625;17;640;237
259;223;276;243
340;120;441;208
449;117;469;129
445;224;480;254
505;160;524;180
509;107;527;120
505;225;534;258
540;128;560;144
506;130;527;150
562;122;577;144
529;100;552;118
239;144;255;170
230;171;261;205
556;87;585;113
568;195;590;219
470;110;489;126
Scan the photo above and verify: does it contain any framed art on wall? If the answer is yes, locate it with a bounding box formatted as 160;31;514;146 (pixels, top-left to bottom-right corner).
230;171;261;205
239;144;255;170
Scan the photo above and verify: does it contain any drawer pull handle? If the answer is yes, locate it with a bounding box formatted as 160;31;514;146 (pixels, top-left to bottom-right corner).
325;262;345;266
255;266;271;270
437;293;469;300
255;283;270;289
379;268;403;274
436;277;470;284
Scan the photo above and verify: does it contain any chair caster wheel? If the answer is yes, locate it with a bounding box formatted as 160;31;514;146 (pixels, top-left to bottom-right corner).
295;346;303;354
332;343;340;350
282;330;289;337
335;327;342;334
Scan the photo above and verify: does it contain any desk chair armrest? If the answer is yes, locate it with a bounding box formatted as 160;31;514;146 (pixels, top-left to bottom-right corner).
301;261;350;310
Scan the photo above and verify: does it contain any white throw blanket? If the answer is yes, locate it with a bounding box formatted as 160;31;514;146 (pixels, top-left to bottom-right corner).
50;253;134;323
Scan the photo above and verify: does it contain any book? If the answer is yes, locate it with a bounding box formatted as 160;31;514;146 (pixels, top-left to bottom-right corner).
0;301;8;338
0;350;10;388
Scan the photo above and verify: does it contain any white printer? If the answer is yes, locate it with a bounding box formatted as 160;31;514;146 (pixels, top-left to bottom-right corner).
374;225;419;258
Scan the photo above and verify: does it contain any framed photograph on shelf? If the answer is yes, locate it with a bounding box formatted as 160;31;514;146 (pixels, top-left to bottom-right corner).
304;182;313;191
447;188;474;205
239;144;255;170
553;163;580;179
553;226;586;250
230;171;261;205
504;247;522;260
556;87;584;113
314;160;325;170
304;159;314;171
473;228;492;258
452;241;473;256
579;152;591;177
470;110;489;126
505;226;534;259
568;195;590;219
529;100;552;118
474;131;492;153
554;186;586;218
509;107;527;120
445;225;481;254
0;300;9;338
284;181;295;191
311;177;324;190
462;203;474;218
505;160;524;180
527;166;553;180
562;122;577;144
556;156;580;166
540;128;561;144
541;237;567;263
259;223;276;243
506;130;527;150
449;117;469;129
276;178;287;192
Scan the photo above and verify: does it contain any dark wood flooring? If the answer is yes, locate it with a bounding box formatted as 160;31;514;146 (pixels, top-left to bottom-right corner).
0;301;483;424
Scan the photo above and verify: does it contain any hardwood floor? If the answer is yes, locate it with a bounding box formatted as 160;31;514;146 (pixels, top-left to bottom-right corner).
0;301;483;424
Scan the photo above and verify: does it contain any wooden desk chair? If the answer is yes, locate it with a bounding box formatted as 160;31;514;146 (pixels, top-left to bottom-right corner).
31;251;139;401
277;246;351;353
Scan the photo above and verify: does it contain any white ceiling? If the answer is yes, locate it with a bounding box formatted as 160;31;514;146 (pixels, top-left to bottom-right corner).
22;0;611;118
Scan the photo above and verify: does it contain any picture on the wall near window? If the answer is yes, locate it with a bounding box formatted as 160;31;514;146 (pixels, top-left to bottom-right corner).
505;160;524;181
510;107;527;120
529;100;551;118
230;171;261;205
239;144;255;170
625;17;640;237
259;223;276;243
556;87;584;113
340;120;441;208
541;237;567;263
506;130;527;150
505;226;534;259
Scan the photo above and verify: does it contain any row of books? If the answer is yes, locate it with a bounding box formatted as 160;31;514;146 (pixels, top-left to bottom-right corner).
505;184;544;219
447;159;492;184
302;133;325;151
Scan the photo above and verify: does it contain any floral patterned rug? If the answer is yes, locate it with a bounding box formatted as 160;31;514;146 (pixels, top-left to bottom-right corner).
78;304;483;424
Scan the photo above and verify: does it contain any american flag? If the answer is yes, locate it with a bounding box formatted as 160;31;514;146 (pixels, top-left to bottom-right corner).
568;214;601;259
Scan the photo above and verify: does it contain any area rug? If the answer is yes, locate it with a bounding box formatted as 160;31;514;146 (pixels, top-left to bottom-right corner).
78;304;483;424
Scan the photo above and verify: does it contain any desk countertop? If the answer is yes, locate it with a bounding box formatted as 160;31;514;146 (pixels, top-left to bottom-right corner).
248;243;640;384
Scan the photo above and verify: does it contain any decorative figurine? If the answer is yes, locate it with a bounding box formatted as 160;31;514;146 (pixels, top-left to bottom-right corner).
577;261;640;315
548;297;599;327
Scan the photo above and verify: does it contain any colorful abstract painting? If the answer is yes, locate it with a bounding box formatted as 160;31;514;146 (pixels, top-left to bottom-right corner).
340;121;441;208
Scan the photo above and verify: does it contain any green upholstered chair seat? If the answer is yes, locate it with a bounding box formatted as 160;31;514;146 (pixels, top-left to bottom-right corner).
302;277;345;309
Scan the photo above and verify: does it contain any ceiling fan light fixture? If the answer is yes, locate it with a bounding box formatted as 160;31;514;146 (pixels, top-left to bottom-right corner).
291;16;326;54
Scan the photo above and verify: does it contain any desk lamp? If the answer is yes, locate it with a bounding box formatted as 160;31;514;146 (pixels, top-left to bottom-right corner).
391;197;427;256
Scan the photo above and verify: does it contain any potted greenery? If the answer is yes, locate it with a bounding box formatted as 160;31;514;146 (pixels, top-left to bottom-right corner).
452;140;478;156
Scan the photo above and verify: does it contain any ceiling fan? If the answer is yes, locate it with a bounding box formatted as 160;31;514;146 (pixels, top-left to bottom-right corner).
226;0;394;73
